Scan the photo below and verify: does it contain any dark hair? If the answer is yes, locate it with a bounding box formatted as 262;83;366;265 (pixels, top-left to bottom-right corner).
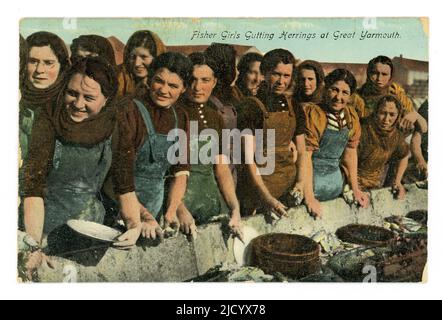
66;56;118;99
205;43;237;87
148;52;192;86
124;30;164;73
71;35;116;68
238;52;263;76
188;52;219;78
19;34;27;88
295;60;324;85
375;95;403;115
324;68;357;95
26;31;70;74
260;49;295;75
367;55;394;78
237;52;263;91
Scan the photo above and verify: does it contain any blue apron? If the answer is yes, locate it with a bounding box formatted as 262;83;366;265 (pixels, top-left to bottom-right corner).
312;127;349;201
44;137;112;235
133;99;178;219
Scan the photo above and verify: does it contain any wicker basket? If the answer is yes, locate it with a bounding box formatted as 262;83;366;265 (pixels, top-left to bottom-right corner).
250;233;321;279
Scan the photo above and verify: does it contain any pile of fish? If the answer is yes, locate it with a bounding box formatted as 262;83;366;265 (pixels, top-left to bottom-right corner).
189;263;277;282
310;230;360;257
383;216;426;234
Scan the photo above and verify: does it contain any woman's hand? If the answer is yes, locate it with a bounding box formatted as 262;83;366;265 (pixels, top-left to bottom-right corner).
177;205;197;238
164;210;180;232
113;224;142;250
140;207;163;241
392;183;407;200
353;189;370;208
228;209;244;242
265;196;289;218
416;160;428;179
400;111;418;131
289;141;298;164
305;196;322;219
25;250;54;280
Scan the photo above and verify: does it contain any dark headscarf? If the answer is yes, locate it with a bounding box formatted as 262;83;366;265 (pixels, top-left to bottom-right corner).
358;56;394;100
50;57;118;146
205;43;239;105
237;52;263;97
123;30;166;79
20;32;70;111
294;60;325;104
70;34;117;68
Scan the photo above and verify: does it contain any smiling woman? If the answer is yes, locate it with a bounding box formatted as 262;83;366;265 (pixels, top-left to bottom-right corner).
117;30;166;98
22;57;118;256
113;52;193;249
303;69;369;218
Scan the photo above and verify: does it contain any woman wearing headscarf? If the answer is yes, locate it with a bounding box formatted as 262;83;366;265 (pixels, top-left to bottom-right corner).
304;69;370;218
117;30;166;98
70;34;117;68
358;95;421;199
20;31;70;163
353;56;427;133
236;52;264;98
23;57;118;255
113;52;192;248
293;60;325;106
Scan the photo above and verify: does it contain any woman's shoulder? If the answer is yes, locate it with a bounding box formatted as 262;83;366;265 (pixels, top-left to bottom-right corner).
345;104;360;122
303;102;325;117
389;82;406;95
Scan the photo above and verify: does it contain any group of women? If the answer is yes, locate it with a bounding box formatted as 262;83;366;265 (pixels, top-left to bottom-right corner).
18;29;428;262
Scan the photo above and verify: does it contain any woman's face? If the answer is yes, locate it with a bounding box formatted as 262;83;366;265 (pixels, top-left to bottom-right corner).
149;68;186;108
27;46;61;89
299;68;317;96
376;101;399;130
369;62;392;89
188;64;217;104
267;62;293;95
244;61;263;96
64;73;108;123
130;46;154;79
325;80;351;112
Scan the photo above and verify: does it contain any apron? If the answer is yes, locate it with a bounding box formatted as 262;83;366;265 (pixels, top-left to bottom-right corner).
312;127;349;201
183;134;228;224
133;99;179;220
19;107;42;196
44;136;112;235
237;96;297;215
209;95;238;186
18;107;39;229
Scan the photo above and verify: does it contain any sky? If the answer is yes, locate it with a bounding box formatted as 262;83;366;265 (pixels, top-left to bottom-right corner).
20;17;428;63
